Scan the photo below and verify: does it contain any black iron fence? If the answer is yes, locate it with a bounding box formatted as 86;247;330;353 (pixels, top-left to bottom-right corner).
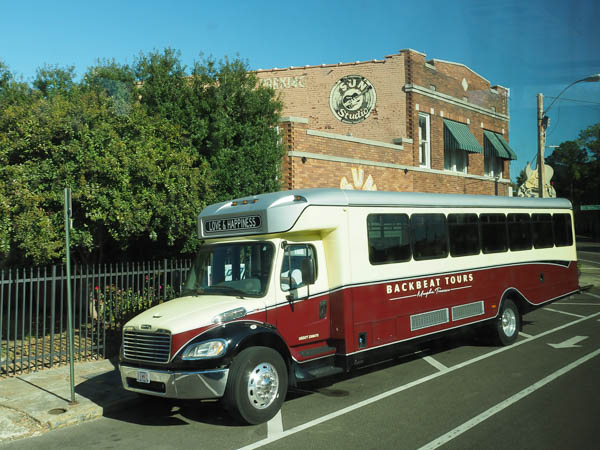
0;259;191;378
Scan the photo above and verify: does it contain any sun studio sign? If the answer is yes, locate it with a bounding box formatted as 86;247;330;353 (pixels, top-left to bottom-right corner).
329;75;376;124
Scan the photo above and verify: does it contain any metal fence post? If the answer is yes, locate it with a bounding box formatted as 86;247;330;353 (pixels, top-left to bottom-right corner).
64;188;77;405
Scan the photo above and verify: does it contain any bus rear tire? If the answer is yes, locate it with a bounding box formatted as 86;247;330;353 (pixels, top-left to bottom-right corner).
491;299;521;346
223;346;288;425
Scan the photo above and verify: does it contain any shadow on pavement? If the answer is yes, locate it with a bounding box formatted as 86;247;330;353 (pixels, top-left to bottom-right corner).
104;396;242;427
74;358;242;427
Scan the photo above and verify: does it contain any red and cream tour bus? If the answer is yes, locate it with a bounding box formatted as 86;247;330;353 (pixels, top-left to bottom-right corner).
119;188;580;424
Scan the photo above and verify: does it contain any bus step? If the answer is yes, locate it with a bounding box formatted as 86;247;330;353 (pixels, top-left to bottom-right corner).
305;365;344;379
298;345;336;358
295;363;344;381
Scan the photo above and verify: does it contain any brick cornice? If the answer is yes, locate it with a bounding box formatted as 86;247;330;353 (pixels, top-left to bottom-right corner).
288;151;511;184
404;84;510;122
306;130;408;150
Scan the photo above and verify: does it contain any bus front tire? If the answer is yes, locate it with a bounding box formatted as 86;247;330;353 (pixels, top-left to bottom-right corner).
223;346;288;425
491;299;521;346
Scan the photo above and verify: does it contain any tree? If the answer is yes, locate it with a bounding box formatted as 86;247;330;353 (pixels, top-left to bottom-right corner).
0;50;283;266
577;123;600;205
195;57;284;201
136;51;284;201
0;60;12;88
33;64;76;98
0;64;212;265
0;60;30;107
578;123;600;162
514;168;528;195
546;140;588;204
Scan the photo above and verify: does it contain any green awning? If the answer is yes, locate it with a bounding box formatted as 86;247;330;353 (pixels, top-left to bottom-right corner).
443;119;482;154
483;130;509;159
483;131;517;160
495;134;518;160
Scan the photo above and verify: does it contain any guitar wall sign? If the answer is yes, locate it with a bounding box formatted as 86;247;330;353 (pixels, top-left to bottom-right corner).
329;75;376;124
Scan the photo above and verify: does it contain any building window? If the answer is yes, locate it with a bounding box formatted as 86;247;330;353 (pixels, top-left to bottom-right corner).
484;153;504;178
443;120;481;174
445;147;468;173
418;113;431;168
483;130;509;179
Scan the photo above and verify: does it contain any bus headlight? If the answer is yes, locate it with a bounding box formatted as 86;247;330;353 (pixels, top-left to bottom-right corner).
182;339;227;360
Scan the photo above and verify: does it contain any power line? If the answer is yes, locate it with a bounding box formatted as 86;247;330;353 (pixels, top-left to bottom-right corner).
545;96;600;105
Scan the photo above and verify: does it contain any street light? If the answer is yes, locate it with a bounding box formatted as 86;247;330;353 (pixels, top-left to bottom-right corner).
537;74;600;198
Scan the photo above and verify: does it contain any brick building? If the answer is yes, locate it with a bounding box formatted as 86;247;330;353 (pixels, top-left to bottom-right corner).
255;49;516;196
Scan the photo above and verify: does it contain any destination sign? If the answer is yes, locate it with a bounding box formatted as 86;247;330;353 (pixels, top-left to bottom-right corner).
204;215;262;234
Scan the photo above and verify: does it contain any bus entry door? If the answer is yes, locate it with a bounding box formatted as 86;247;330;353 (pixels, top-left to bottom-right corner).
276;243;331;351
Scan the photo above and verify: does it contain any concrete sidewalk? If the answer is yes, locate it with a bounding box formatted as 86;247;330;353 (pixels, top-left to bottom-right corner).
1;256;598;443
0;358;138;442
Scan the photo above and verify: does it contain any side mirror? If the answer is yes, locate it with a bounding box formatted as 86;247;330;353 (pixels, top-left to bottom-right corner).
300;257;316;285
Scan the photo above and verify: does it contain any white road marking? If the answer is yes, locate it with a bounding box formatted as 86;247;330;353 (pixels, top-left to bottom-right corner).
555;302;599;306
548;336;588;349
267;410;283;437
418;348;600;450
519;331;533;338
238;311;600;450
543;307;585;318
578;258;600;265
423;356;448;372
583;292;600;300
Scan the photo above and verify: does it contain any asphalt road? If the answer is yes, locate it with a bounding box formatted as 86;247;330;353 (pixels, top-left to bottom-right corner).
2;252;599;450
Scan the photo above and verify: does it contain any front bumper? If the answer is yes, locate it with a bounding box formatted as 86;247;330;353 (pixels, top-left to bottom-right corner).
119;364;229;399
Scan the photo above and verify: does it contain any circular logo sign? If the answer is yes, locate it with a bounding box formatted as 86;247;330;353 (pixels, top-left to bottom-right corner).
329;75;376;124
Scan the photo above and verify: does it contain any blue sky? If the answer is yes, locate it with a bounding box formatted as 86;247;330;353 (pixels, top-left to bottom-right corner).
1;0;599;181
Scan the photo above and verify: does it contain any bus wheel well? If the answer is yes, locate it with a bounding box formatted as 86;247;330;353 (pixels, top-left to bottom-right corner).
500;289;530;316
235;332;291;370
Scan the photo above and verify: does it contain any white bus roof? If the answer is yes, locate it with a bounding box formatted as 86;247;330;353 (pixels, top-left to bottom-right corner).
197;189;572;239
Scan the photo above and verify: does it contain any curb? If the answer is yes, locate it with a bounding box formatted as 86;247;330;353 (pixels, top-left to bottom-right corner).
0;360;138;443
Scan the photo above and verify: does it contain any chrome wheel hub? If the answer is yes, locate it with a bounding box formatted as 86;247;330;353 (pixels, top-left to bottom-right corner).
502;308;517;337
247;362;279;409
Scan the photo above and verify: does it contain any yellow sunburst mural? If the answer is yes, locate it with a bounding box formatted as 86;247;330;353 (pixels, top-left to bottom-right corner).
340;168;377;191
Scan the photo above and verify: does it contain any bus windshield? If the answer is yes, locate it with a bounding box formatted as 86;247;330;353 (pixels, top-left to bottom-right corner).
182;242;274;297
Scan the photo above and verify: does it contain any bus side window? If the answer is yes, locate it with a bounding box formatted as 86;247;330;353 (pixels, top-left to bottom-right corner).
448;213;480;256
507;213;532;251
553;213;573;247
367;214;411;264
532;214;554;248
480;213;507;254
410;213;448;260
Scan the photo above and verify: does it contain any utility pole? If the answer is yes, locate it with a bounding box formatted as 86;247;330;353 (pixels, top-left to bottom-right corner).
536;74;600;199
537;93;546;198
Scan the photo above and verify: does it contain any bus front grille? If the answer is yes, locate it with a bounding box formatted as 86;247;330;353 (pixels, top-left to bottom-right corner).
123;330;171;363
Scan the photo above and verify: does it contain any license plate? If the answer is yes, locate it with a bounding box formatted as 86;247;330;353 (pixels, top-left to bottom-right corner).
136;370;150;384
